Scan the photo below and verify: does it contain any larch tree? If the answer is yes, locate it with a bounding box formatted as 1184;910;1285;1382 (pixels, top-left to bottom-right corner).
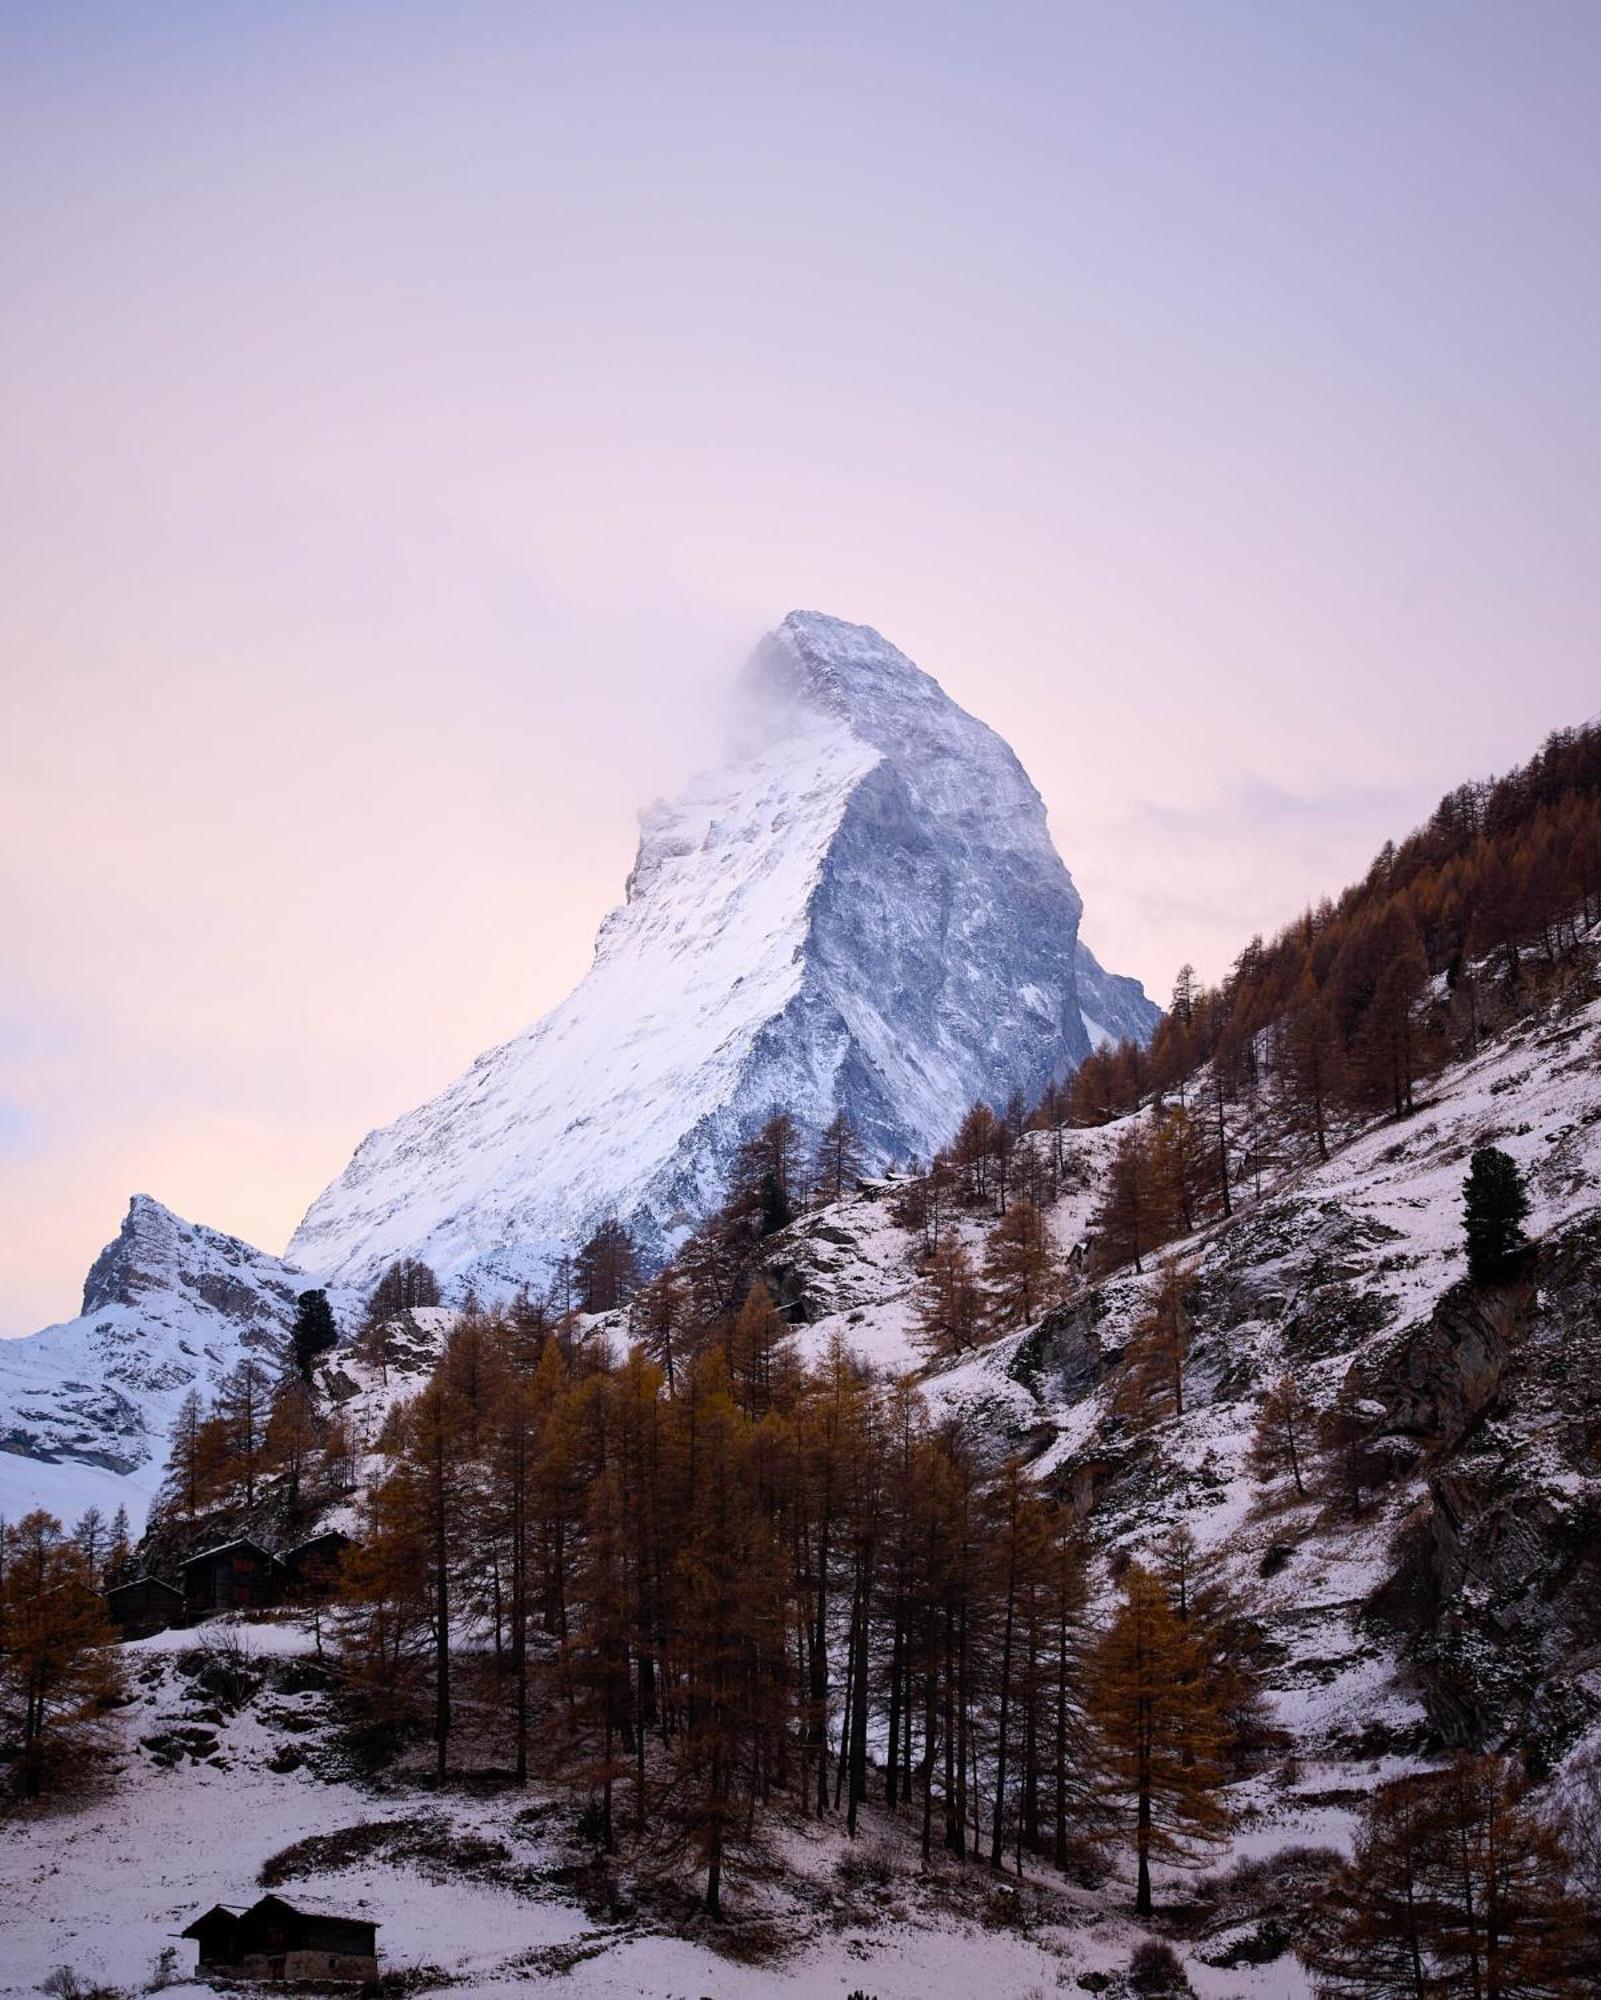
1092;1125;1156;1275
575;1217;641;1314
1306;1755;1589;1998
982;1196;1062;1330
215;1356;272;1507
1088;1561;1231;1916
1114;1259;1193;1428
0;1511;123;1798
630;1265;687;1395
1250;1372;1317;1501
163;1389;208;1518
813;1109;866;1207
918;1232;982;1356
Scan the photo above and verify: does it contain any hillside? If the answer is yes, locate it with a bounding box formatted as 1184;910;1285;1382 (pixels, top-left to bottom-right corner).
0;1198;359;1531
6;943;1597;1998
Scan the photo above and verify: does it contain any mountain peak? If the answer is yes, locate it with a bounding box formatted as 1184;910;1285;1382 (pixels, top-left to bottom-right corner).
289;616;1158;1298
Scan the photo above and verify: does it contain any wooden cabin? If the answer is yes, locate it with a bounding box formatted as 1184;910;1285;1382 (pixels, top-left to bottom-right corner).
279;1529;351;1603
104;1573;184;1639
181;1538;282;1618
181;1894;378;1983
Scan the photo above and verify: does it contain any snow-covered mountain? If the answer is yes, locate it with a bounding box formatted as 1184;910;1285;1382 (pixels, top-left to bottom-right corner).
0;1196;357;1529
290;611;1157;1298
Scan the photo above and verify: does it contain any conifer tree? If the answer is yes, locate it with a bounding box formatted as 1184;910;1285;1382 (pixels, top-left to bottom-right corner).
1307;1755;1588;1997
1463;1146;1531;1286
982;1197;1062;1329
813;1109;866;1207
575;1218;640;1314
1250;1372;1316;1500
631;1265;687;1394
365;1257;441;1323
918;1232;982;1356
1115;1260;1192;1427
0;1511;123;1798
1088;1561;1230;1915
163;1388;207;1518
71;1505;107;1584
291;1288;339;1382
1093;1126;1155;1275
214;1356;272;1507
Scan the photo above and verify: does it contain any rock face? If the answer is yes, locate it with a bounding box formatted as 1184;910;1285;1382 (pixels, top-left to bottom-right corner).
0;1196;357;1522
289;611;1158;1297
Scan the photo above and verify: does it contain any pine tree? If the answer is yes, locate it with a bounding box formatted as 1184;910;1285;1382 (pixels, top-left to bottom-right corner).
291;1288;339;1382
1088;1562;1230;1916
1463;1146;1531;1286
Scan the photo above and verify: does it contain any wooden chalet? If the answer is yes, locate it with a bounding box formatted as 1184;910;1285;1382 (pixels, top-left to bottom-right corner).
279;1528;351;1602
104;1573;184;1639
181;1894;378;1983
180;1538;282;1618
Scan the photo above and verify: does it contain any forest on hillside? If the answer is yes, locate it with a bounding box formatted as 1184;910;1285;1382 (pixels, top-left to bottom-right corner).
5;720;1601;1995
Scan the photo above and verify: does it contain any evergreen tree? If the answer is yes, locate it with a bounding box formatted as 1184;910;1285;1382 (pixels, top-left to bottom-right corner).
291;1288;339;1382
1463;1145;1531;1286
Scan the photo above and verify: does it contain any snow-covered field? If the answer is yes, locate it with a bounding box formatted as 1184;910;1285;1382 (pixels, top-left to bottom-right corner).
0;1612;1316;2000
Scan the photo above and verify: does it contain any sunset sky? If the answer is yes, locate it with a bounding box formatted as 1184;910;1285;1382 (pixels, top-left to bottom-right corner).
4;2;1600;1331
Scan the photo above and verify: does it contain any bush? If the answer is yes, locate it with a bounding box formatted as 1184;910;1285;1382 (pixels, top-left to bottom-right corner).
1128;1939;1191;1994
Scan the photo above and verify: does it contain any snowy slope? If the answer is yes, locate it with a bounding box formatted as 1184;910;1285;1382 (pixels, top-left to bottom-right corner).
760;963;1601;1812
0;1197;359;1529
290;611;1157;1299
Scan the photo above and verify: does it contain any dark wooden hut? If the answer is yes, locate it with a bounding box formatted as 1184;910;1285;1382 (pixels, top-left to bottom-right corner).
280;1529;351;1603
181;1893;378;1983
104;1573;184;1639
180;1538;282;1618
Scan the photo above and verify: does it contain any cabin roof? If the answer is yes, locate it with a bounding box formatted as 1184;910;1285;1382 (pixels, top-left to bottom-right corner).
178;1902;245;1938
105;1574;183;1602
181;1893;380;1939
181;1538;280;1568
283;1529;350;1557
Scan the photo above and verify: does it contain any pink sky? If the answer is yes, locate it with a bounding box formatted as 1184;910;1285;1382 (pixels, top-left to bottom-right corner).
4;4;1599;1331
